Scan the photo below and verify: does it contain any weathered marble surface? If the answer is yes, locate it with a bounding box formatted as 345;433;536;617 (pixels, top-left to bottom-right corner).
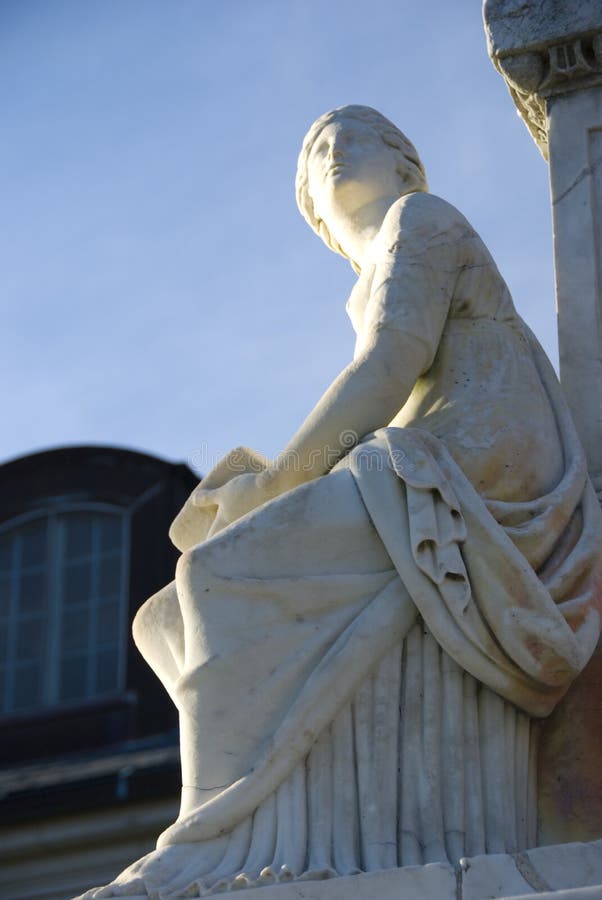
77;106;602;899
77;839;602;899
462;841;602;898
484;1;602;57
157;862;457;900
506;890;602;900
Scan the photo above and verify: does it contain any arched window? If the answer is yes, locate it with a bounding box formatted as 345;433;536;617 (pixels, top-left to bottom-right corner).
0;507;128;715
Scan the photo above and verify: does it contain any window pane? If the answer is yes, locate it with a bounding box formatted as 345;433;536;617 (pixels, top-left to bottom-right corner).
13;663;43;710
63;560;92;606
21;519;47;567
18;570;46;616
0;535;12;573
0;509;127;711
0;575;11;618
64;515;93;559
95;647;118;694
99;558;121;598
99;516;122;553
61;608;89;654
16;617;46;663
97;600;119;645
59;655;88;701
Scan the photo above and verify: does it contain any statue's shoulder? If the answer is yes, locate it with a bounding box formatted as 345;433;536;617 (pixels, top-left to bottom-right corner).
381;192;469;246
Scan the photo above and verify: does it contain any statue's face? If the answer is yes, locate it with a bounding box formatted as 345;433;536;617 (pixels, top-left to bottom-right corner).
306;117;404;235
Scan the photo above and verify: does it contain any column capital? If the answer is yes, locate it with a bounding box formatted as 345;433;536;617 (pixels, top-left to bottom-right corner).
484;0;602;158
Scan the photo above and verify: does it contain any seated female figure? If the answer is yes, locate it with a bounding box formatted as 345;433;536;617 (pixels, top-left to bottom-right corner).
82;106;602;899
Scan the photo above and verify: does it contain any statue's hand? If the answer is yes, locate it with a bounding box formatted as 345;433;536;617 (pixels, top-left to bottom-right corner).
192;471;278;538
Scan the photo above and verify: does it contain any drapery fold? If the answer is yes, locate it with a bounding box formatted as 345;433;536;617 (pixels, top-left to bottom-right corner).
87;629;538;898
349;330;601;720
156;326;602;851
160;572;416;846
83;333;602;899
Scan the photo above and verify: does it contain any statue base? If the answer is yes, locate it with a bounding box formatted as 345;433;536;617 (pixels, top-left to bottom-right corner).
108;838;602;899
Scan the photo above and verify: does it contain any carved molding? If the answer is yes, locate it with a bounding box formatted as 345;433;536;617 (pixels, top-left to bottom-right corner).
493;31;602;159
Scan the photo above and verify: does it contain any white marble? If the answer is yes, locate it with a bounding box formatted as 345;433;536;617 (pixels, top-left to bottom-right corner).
70;839;602;899
200;862;457;900
77;106;602;899
72;863;457;900
484;1;602;58
483;1;602;159
505;890;602;900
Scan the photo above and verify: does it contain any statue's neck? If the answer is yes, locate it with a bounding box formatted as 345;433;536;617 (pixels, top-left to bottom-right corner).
336;193;400;269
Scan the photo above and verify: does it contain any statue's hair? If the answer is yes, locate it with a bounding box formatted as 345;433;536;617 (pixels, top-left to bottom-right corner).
295;105;428;273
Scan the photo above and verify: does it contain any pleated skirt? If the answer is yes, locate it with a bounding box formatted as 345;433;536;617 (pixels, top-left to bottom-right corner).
172;619;536;896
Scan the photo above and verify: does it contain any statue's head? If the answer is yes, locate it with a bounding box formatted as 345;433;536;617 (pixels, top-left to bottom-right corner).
296;105;427;271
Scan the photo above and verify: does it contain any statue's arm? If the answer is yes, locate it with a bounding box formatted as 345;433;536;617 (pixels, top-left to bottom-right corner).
269;326;426;486
194;195;463;533
192;317;432;535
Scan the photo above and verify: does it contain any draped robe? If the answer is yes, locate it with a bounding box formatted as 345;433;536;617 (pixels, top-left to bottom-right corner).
81;193;602;898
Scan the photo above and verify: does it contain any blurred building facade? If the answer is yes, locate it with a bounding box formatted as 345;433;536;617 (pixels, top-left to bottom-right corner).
0;446;197;900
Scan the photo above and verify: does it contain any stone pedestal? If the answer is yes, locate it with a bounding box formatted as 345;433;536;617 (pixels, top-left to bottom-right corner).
74;839;602;898
483;0;602;850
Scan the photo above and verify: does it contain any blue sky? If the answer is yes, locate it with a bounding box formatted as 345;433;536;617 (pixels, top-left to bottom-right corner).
1;0;555;474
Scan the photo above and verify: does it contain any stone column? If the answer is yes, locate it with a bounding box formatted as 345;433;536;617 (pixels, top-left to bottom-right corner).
484;1;602;499
483;0;602;849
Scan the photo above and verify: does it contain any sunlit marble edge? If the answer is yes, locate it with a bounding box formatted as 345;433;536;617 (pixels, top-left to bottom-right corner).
94;838;602;899
504;890;602;900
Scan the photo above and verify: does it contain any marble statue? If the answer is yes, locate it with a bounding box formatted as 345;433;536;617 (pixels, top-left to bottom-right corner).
79;105;602;899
